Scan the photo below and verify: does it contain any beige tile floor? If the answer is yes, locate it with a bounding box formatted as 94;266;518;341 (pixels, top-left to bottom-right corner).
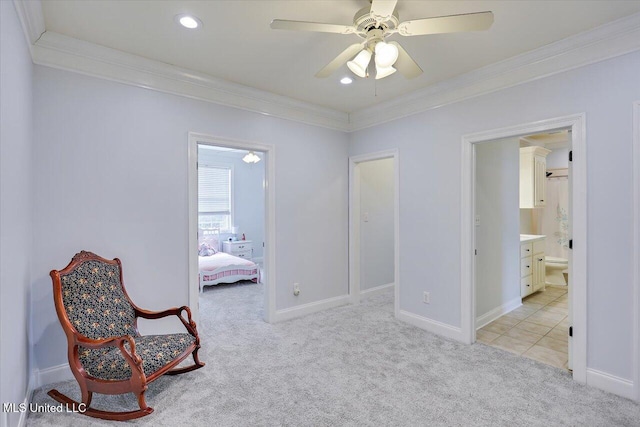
477;285;570;369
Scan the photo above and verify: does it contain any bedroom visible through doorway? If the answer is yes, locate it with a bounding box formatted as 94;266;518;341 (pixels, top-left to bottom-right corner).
197;144;265;322
188;133;276;325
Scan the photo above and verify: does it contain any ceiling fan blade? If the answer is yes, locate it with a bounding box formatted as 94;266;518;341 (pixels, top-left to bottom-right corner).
397;11;494;36
315;43;364;78
389;42;422;79
370;0;398;22
270;19;356;35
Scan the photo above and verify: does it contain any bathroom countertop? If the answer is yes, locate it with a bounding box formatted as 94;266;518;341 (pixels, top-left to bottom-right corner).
520;234;546;243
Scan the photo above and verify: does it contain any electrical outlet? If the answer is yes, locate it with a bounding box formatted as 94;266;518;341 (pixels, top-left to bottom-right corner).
423;292;430;304
293;283;300;296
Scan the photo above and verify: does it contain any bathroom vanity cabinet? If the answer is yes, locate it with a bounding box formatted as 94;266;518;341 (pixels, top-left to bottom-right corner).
520;146;551;208
520;235;546;297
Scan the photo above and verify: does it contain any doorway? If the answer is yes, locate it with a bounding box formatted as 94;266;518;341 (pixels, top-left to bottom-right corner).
474;132;573;370
188;133;276;325
349;150;399;315
461;114;587;384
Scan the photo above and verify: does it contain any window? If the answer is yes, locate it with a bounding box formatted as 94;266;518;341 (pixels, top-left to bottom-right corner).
198;165;232;231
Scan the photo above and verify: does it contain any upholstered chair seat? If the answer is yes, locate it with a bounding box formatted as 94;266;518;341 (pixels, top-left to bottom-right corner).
80;333;196;381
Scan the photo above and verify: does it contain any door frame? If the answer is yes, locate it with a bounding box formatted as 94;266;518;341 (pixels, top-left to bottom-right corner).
461;113;587;383
349;149;399;316
633;100;640;402
187;132;276;324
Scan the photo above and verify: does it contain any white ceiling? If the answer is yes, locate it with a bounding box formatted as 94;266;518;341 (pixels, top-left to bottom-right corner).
41;1;640;113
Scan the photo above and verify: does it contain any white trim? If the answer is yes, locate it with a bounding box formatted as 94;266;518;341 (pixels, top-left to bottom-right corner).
633;100;640;402
34;363;73;388
461;114;587;384
32;32;350;132
586;369;635;401
360;282;395;298
13;371;36;427
16;7;639;133
348;150;400;319
475;297;522;330
397;310;463;342
188;133;276;324
273;295;350;323
349;13;640;131
12;0;45;48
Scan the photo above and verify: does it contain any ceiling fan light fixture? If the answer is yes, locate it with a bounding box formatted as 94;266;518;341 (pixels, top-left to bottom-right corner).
375;65;397;80
374;41;399;68
242;151;261;164
347;49;372;78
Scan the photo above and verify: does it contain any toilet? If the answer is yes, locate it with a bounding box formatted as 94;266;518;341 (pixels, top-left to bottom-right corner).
545;256;568;286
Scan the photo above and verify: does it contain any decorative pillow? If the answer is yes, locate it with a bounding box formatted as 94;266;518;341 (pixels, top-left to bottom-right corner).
198;243;217;256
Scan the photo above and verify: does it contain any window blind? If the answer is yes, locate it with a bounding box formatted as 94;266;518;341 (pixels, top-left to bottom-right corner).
198;166;231;213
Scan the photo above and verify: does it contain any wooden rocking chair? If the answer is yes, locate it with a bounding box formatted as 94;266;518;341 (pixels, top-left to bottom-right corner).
48;251;205;421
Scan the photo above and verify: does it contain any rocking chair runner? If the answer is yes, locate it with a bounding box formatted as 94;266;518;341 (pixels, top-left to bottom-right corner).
48;251;205;421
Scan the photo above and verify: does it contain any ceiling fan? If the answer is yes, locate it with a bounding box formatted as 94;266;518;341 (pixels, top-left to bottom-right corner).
270;0;493;80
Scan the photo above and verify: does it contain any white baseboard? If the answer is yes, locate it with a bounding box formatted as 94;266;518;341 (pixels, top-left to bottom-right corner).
360;282;394;298
475;297;523;330
16;392;29;427
397;310;464;342
586;368;635;400
35;363;73;388
273;294;350;323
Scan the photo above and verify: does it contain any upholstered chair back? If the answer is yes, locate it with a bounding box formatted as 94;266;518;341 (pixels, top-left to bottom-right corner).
59;259;138;340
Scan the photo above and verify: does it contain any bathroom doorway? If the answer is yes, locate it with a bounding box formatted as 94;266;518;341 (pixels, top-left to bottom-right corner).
474;131;573;370
461;114;586;383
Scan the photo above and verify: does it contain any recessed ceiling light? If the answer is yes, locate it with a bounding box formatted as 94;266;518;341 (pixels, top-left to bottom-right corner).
175;14;202;29
340;77;353;85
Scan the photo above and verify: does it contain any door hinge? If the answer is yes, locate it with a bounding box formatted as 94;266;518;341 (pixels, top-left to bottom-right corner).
569;239;573;249
569;151;573;162
475;249;477;255
569;326;573;337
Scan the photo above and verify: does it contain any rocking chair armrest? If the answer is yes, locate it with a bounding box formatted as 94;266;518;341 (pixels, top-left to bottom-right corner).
75;334;134;349
135;306;199;337
74;335;145;375
134;306;186;320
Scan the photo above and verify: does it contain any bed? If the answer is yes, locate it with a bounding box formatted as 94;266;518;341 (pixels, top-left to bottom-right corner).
198;228;259;292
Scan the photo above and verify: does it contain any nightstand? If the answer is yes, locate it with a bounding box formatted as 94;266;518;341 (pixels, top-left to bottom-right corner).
221;240;253;260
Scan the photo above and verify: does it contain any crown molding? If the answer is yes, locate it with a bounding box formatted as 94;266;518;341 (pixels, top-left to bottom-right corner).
12;0;45;49
16;1;640;133
348;13;640;131
31;31;351;131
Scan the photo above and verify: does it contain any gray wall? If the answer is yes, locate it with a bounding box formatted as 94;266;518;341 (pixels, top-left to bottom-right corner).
32;66;349;372
475;138;520;319
0;2;33;425
349;51;640;381
198;148;265;259
360;158;394;290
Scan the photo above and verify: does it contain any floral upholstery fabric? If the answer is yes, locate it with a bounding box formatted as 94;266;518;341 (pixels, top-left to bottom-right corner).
60;259;195;380
60;260;138;340
79;333;195;380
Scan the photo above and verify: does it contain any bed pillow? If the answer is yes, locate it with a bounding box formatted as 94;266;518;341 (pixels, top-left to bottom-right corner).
199;242;217;256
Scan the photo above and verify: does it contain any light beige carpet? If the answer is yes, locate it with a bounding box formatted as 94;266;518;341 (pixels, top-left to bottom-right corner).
28;282;640;426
